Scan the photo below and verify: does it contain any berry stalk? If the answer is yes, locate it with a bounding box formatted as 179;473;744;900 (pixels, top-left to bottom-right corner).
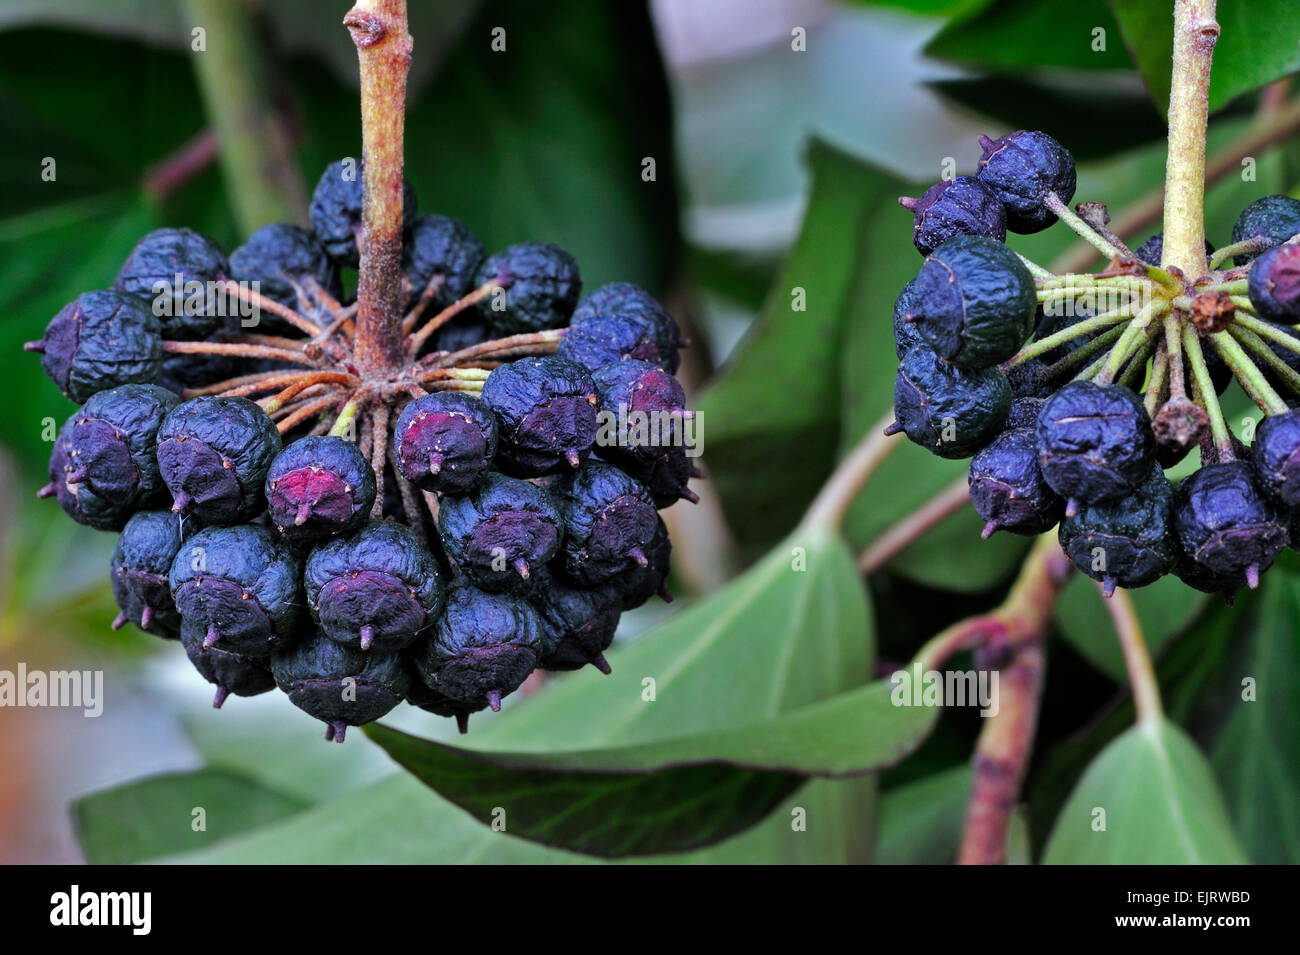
1161;0;1220;278
1094;584;1162;726
346;0;412;376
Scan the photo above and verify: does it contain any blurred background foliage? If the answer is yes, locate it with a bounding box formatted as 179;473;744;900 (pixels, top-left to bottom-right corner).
1;0;1298;864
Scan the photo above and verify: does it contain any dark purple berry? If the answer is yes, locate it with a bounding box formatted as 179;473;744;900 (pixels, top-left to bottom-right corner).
552;461;658;585
1252;410;1300;507
591;360;697;506
557;314;675;375
481;356;599;476
42;434;124;530
181;619;276;708
403;214;486;312
530;570;621;674
157;396;282;522
437;472;561;591
892;343;1011;459
968;427;1064;538
1005;396;1046;431
111;510;189;638
264;436;375;542
1172;551;1246;603
29;290;163;402
304;520;444;653
565;282;682;373
476;242;581;334
908;235;1036;368
615;516;673;610
434;316;493;353
114;228;230;339
1174;460;1290;586
1036;382;1155;509
893;278;925;359
62;384;178;510
271;631;412;741
1230;195;1300;265
412;582;543;711
310;158;417;268
228;223;341;329
1247;244;1300;323
169;524;301;656
904;176;1007;257
393;392;498;495
1058;466;1177;594
976;130;1076;234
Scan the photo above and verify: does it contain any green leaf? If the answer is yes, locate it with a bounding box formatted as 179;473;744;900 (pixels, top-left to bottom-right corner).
847;0;991;17
160;528;887;862
1108;0;1300;113
1053;574;1206;681
71;769;308;864
1042;718;1247;864
364;676;936;857
1210;571;1300;863
925;0;1132;72
874;765;972;863
699;141;907;551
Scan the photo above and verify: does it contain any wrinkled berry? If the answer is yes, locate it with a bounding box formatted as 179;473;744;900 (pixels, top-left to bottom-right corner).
42;435;123;530
565;282;682;373
181;619;276;707
892;343;1011;459
310;158;417;267
908;235;1036;368
1036;382;1155;509
968;427;1064;538
265;436;376;542
304;520;444;653
557;314;674;375
893;278;925;359
405;679;487;735
1230;195;1300;264
1058;466;1177;594
591;360;697;505
976;130;1076;234
393;392;498;495
530;571;621;674
1247;244;1300;323
111;510;188;638
114;228;230;339
403;214;486;312
30;290;163;402
228;223;341;328
271;630;412;741
169;524;301;656
476;242;581;334
905;176;1007;257
553;461;658;585
157;396;282;522
412;582;543;711
437;472;561;591
1174;460;1289;586
62;384;178;511
482;356;599;476
1252;410;1300;507
614;515;673;610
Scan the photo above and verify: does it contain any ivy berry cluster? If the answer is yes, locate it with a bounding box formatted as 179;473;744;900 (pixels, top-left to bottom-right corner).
891;130;1300;601
27;159;696;740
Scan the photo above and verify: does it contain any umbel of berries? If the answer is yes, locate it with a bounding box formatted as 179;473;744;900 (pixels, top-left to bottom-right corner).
27;131;694;741
304;521;444;653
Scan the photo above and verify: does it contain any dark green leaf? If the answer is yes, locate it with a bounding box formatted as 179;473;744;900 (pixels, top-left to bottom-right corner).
874;765;972;863
1108;0;1300;113
699;141;906;551
1042;718;1246;864
1209;571;1300;863
925;0;1132;72
71;769;309;864
846;0;991;16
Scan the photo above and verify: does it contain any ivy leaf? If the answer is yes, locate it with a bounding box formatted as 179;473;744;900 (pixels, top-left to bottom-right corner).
699;141;907;552
924;0;1132;72
1042;718;1247;864
71;769;308;864
364;676;936;857
1209;571;1300;863
874;765;972;863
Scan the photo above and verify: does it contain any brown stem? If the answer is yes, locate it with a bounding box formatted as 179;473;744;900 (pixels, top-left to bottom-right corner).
368;404;391;517
401;274;447;334
276;392;344;433
261;372;360;410
143;128;219;199
220;370;353;399
223;332;307;351
346;0;412;376
858;476;971;575
406;279;497;354
160;339;317;367
1161;0;1220;279
216;280;322;337
435;329;566;367
184;368;307;397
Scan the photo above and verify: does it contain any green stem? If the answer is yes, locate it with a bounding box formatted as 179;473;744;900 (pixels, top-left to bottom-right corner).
1164;312;1188;399
181;0;306;232
1183;323;1232;455
1016;253;1055;281
1146;342;1170;416
1208;331;1289;414
1010;305;1137;366
1043;193;1125;261
328;397;361;438
1228;324;1300;396
1042;323;1128;379
1208;237;1273;269
1095;301;1165;385
1233;311;1300;353
1095;584;1163;726
1215;279;1250;295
